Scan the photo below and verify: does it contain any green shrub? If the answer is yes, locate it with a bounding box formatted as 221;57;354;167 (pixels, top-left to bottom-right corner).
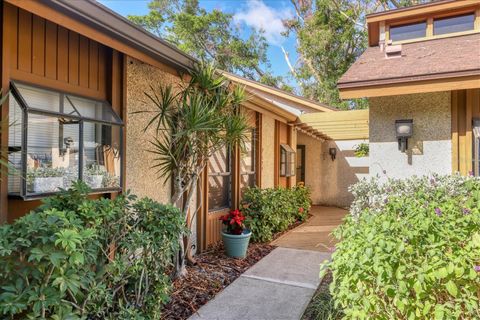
327;175;480;319
241;186;311;242
0;182;185;319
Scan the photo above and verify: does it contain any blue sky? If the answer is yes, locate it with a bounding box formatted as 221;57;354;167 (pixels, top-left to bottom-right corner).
98;0;298;86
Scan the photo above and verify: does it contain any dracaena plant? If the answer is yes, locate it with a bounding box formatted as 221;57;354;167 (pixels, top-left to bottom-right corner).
136;62;250;277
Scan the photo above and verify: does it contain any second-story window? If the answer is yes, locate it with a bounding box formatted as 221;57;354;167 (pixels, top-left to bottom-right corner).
390;21;426;42
434;13;475;36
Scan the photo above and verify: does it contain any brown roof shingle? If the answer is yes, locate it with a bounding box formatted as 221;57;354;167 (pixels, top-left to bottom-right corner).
338;33;480;88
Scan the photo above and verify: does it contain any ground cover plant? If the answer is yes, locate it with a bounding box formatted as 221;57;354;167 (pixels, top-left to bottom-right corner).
326;174;480;319
241;185;311;242
0;182;185;319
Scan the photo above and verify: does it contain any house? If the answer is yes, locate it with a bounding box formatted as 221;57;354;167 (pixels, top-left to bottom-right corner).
0;0;367;252
338;0;480;179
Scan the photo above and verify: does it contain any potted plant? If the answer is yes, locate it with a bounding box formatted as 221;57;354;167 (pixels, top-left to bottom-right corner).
85;164;105;189
27;167;65;193
219;209;251;258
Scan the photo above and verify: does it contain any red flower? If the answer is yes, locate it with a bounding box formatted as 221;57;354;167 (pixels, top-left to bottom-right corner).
299;207;304;213
220;209;247;234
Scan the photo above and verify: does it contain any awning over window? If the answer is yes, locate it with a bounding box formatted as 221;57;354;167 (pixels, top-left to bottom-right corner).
297;109;369;141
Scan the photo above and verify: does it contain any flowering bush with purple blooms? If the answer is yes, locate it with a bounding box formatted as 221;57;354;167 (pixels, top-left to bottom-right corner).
326;174;480;319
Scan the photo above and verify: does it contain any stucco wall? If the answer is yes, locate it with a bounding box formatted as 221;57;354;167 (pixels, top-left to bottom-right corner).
261;115;275;188
369;92;451;179
297;132;368;208
125;57;177;204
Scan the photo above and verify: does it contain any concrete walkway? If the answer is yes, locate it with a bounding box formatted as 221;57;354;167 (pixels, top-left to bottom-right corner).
271;206;347;252
189;206;346;320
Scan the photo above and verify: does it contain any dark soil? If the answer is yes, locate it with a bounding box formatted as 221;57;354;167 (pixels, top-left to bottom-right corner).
302;271;343;320
161;243;275;320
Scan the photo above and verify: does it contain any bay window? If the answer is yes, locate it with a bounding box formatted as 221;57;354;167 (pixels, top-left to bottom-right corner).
280;144;295;177
8;82;123;198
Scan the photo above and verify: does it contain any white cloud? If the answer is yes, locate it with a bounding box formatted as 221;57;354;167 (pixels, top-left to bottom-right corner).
234;0;292;46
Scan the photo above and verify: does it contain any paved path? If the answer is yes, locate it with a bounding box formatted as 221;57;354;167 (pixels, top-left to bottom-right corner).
271;206;347;252
189;206;346;320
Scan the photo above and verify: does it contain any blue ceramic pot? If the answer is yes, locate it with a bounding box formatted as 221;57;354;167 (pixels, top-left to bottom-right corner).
221;229;252;258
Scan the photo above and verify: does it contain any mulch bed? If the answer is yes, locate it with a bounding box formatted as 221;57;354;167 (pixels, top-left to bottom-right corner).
161;217;309;320
161;243;275;320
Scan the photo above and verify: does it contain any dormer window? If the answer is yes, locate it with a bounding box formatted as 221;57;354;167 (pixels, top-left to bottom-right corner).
434;13;475;36
390;21;426;42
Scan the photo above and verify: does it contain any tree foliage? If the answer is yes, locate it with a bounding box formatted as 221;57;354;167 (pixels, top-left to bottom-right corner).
137;62;250;277
284;0;432;109
128;0;286;88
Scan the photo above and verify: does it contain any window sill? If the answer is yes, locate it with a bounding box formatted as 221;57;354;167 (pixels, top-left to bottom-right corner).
8;188;122;201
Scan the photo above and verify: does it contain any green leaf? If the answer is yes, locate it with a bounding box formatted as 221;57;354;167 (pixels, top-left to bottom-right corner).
445;280;458;297
435;267;448;280
423;301;432;316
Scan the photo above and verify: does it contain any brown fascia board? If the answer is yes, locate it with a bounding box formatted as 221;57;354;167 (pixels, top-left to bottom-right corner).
366;0;461;22
49;0;196;72
338;69;480;89
221;71;336;112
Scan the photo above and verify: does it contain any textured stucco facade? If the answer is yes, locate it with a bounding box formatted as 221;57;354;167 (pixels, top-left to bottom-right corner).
369;92;451;179
261;116;276;188
297;132;368;208
125;57;177;204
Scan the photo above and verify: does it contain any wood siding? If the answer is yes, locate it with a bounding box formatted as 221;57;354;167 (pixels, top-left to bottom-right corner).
5;4;108;99
452;89;480;175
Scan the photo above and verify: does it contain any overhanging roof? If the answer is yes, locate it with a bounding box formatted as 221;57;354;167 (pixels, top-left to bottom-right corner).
338;33;480;99
298;109;369;141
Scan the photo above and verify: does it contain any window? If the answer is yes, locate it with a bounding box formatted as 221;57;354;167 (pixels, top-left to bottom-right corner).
208;146;231;211
8;82;123;198
390;21;426;42
280;144;295;177
434;13;475;36
240;129;256;196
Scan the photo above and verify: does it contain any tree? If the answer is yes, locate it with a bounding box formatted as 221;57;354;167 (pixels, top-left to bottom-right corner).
128;0;287;88
137;63;249;277
283;0;431;109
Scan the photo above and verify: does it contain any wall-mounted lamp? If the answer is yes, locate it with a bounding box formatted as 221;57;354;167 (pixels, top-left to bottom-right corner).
395;119;413;153
329;147;337;161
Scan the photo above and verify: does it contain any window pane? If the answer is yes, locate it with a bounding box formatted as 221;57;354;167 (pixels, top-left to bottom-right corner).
83;122;121;189
240;174;255;198
8;97;23;194
15;83;78;115
240;129;255;173
68;95;121;123
390;21;426;41
26;114;79;195
434;14;474;35
208;146;231;211
208;175;231;211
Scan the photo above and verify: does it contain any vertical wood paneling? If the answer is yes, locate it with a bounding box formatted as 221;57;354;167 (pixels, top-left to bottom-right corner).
8;6;18;71
18;9;32;72
32;15;45;76
45;21;57;79
68;32;79;85
451;91;459;173
79;35;89;88
57;26;69;82
98;45;106;95
452;89;480;176
89;41;98;90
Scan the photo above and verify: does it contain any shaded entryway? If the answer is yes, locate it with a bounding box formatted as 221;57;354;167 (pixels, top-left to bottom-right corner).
271;206;347;251
189;207;347;320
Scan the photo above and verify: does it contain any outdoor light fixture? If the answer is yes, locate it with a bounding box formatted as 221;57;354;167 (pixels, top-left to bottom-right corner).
395;119;413;153
329;147;337;161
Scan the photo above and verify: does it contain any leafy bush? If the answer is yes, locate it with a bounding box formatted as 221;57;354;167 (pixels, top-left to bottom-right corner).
0;182;185;319
327;175;480;319
353;142;369;158
241;186;311;242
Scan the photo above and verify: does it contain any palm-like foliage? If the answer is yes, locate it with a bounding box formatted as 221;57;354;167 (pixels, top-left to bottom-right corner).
137;63;249;276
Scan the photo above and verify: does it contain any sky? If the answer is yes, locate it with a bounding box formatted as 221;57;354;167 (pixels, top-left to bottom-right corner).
98;0;299;85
